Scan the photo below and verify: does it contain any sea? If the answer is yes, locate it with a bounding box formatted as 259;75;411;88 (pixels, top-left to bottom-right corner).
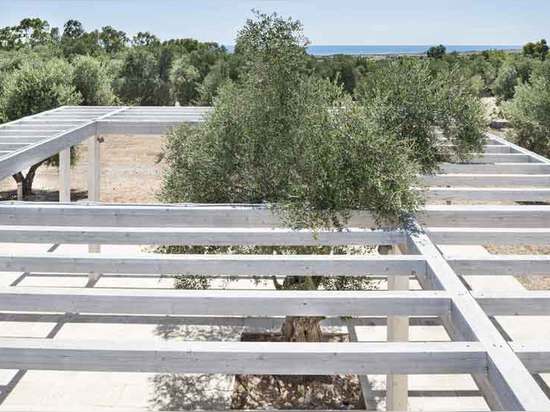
225;45;520;56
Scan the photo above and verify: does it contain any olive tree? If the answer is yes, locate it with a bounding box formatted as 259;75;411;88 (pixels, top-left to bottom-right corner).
504;71;550;157
161;12;421;342
492;62;518;101
0;58;81;197
356;58;486;174
72;55;116;105
169;56;200;105
427;44;446;59
115;47;170;105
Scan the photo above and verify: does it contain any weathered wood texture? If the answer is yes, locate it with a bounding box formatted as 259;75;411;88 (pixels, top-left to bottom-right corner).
0;339;485;374
1;107;550;410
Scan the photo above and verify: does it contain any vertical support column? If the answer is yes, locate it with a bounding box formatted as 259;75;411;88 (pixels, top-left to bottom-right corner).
381;244;408;411
16;182;23;201
87;136;100;203
87;135;101;283
59;148;71;202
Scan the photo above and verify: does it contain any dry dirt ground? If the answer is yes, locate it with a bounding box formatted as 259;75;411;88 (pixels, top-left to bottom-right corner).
0;134;166;203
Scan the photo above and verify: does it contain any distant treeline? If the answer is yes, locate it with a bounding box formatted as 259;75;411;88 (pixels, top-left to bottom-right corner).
0;17;548;122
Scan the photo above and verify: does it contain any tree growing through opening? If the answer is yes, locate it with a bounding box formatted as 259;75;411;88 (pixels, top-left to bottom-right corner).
161;12;423;343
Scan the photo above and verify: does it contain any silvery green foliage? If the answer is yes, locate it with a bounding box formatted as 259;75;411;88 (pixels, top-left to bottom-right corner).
161;12;421;229
169;55;200;105
505;68;550;157
72;55;116;105
492;62;518;101
0;58;80;121
356;58;486;174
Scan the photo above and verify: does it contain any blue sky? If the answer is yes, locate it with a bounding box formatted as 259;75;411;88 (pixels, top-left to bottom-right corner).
0;0;548;46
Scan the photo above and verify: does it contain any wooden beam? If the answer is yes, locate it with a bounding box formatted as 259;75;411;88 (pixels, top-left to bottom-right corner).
0;107;125;181
467;153;534;163
5;203;550;229
441;162;550;174
384;245;409;411
0;123;94;180
0;226;406;246
58;148;71;203
475;291;550;316
426;227;550;245
482;145;512;154
419;205;550;228
87;136;100;202
511;342;550;373
488;132;550;165
448;255;550;276
407;224;550;410
421;174;550;187
0;253;426;277
0;288;450;317
423;187;550;202
0;203;376;228
0;339;486;375
86;135;101;278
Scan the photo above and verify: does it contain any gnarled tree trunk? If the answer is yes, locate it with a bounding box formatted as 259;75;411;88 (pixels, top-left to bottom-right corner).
281;316;323;342
11;161;45;199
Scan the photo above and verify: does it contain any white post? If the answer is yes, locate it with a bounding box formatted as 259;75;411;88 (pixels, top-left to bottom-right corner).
59;148;71;202
347;320;376;410
87;136;100;203
382;244;408;411
87;136;101;283
16;182;23;200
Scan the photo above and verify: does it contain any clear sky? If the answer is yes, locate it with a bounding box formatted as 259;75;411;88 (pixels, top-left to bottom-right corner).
0;0;548;46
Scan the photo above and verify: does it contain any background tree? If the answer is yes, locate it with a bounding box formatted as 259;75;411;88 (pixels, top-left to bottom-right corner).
115;47;170;105
72;55;116;105
169;56;200;105
0;18;54;50
492;61;518;101
61;19;101;57
196;59;230;104
523;39;548;61
356;58;486;174
132;31;160;48
427;44;446;59
504;69;550;157
0;58;81;196
99;25;127;55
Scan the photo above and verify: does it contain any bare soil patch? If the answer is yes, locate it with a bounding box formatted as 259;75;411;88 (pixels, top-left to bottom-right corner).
231;331;365;410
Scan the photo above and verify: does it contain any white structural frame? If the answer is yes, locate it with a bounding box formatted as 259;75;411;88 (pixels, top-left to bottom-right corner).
1;107;550;411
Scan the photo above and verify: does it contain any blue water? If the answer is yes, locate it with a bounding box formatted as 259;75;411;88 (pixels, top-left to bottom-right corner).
225;45;520;56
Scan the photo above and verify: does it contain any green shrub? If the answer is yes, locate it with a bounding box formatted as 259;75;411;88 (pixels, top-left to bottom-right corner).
504;72;550;157
169;56;200;105
0;58;80;120
492;62;518;101
115;47;170;105
0;58;81;196
427;44;446;59
72;55;115;105
356;58;486;174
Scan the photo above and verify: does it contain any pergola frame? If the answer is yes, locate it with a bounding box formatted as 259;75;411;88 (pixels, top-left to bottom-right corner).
0;106;550;411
